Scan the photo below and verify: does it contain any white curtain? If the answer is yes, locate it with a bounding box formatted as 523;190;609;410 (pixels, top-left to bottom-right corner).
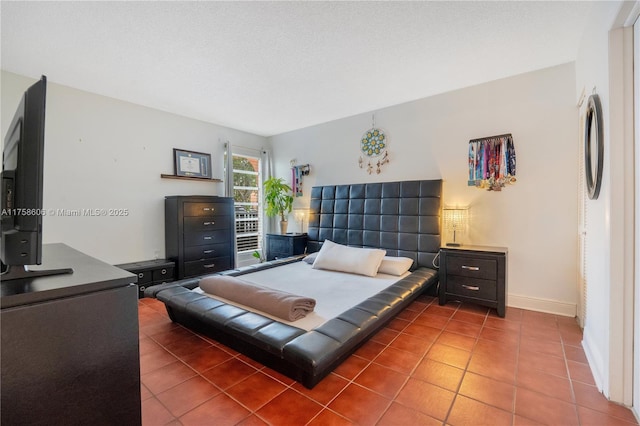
261;148;274;251
223;142;237;266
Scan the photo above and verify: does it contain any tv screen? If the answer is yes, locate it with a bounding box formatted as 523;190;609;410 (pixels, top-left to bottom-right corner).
1;76;72;280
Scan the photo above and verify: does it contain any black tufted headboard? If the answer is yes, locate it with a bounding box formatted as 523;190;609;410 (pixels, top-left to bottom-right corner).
307;179;442;270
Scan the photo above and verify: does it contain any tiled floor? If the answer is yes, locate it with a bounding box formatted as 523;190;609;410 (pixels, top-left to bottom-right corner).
138;295;639;426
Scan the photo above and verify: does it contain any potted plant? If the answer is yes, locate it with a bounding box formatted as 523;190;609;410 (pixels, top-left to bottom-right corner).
263;177;294;234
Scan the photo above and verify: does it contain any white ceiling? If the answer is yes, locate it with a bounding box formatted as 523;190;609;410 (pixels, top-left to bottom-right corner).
1;1;593;137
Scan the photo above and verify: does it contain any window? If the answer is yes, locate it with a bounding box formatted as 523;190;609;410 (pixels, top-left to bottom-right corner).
230;153;262;255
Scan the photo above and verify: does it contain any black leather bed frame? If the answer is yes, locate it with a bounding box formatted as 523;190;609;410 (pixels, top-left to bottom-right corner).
146;179;442;388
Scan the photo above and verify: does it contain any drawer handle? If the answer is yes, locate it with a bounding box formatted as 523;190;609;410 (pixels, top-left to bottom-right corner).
461;265;480;271
204;236;213;240
161;269;167;274
203;221;214;226
203;250;214;254
203;263;216;268
203;207;215;212
138;273;144;278
462;284;480;291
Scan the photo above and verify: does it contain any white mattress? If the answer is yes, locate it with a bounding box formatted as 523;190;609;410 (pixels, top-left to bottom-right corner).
195;261;408;331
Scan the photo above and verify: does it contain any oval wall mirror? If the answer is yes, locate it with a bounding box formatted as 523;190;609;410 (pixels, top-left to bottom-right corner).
584;94;603;200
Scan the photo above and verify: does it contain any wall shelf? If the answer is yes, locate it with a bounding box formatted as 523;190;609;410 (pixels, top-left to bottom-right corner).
160;174;223;183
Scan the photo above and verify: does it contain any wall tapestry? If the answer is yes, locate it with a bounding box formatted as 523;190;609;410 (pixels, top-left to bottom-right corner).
468;133;516;191
358;114;390;174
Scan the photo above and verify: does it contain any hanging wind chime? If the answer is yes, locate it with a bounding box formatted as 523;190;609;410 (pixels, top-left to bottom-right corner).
358;114;390;174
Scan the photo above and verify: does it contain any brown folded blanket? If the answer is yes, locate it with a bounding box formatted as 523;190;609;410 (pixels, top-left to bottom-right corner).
199;275;316;321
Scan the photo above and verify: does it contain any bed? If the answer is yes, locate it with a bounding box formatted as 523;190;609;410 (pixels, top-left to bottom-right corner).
146;179;442;388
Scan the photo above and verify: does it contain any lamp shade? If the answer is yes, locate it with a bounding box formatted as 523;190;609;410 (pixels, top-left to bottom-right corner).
443;207;468;246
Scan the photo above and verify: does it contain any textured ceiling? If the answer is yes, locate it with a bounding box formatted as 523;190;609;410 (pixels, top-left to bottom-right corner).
1;1;593;137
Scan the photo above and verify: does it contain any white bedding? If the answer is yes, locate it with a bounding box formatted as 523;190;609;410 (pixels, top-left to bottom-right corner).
195;261;409;331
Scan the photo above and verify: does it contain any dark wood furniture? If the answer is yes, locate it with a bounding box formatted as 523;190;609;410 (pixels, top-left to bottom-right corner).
438;245;507;317
266;233;307;260
116;259;175;298
165;195;235;279
1;243;141;425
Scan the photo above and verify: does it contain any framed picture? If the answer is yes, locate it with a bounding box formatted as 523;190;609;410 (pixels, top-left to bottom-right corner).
173;149;212;179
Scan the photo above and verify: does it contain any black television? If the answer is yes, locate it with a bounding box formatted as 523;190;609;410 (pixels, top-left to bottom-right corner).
1;75;72;280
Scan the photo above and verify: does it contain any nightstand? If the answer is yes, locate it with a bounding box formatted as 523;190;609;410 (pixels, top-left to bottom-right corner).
266;233;307;261
115;259;175;298
438;245;507;317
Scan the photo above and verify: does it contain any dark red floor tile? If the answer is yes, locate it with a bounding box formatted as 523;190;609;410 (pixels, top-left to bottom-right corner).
307;409;354;426
141;396;175;426
333;355;370;380
201;358;258;390
436;330;476;351
388;332;433;355
156;376;220;418
395;377;455;421
374;346;422;374
567;359;596;385
452;310;486;325
140;347;180;375
516;368;573;403
256;389;323;425
370;327;399;345
377;402;442;426
515;387;579;426
572;381;639;424
141;360;197;395
226;372;287;411
412;358;464;392
354;362;409;398
179;345;233;373
412;312;451;329
458;371;515;412
328;383;391;425
353;339;387;360
447;394;513;426
577;405;639;425
179;393;250;426
518;349;568;378
292;373;349;405
425;342;471;370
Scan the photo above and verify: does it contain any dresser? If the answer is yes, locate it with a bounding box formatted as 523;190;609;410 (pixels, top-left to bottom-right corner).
115;259;175;298
438;245;507;317
266;233;307;260
1;244;141;425
165;196;235;279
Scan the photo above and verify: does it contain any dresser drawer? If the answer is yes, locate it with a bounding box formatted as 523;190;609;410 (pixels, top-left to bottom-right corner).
446;276;497;300
183;202;233;217
184;256;231;277
183;216;231;232
184;230;231;247
184;243;230;261
446;256;497;280
134;270;153;284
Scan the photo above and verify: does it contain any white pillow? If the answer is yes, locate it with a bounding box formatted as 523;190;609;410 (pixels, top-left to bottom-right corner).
377;256;413;276
312;240;386;277
303;252;318;264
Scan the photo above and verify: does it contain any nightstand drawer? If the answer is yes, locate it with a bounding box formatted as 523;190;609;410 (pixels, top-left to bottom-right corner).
184;243;230;261
446;256;497;280
152;266;174;282
446;276;497;300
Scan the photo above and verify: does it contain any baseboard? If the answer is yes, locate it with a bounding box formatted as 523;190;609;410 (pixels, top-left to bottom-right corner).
582;326;605;393
507;293;577;317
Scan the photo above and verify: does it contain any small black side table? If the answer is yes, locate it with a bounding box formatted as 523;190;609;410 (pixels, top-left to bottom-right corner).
115;259;175;298
266;233;308;261
438;245;508;317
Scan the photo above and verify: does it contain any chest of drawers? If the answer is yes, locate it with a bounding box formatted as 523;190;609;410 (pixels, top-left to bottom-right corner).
165;196;235;279
438;245;507;317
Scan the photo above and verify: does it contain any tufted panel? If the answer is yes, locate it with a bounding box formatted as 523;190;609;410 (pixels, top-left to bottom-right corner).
307;180;442;269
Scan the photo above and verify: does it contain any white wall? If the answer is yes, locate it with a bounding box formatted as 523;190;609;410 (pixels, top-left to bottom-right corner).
574;0;635;404
1;71;268;264
270;63;579;316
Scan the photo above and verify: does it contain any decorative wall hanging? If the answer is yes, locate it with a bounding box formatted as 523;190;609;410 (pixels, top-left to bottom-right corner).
290;160;310;197
584;94;603;200
468;133;516;191
358;114;390;174
173;148;212;179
